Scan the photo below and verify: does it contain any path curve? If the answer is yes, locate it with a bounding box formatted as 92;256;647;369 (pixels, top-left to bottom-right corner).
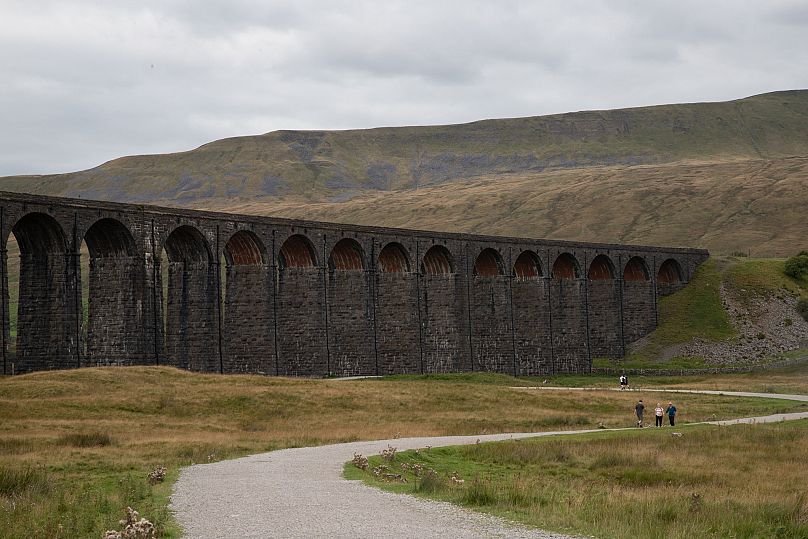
171;389;808;539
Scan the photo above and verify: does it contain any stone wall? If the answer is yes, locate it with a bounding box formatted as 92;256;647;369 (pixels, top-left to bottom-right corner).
0;191;709;376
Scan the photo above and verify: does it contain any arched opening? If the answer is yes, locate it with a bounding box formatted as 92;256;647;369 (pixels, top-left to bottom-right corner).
473;248;504;277
513;251;542;280
658;259;683;284
164;226;211;264
222;230;270;374
82;218;139;364
223;230;265;266
376;242;418;373
378;242;410;273
552;253;579;280
623;256;650;282
421;245;453;275
279;234;317;269
328;238;364;271
588;254;615;281
275;233;324;376
222;230;267;317
9;213;68;371
162;226;214;371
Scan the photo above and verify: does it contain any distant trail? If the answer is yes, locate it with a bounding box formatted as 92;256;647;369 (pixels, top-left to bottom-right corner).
171;389;808;539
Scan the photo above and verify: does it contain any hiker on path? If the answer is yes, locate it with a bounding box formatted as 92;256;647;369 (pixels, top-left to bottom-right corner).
635;399;645;427
666;402;677;426
655;403;664;427
620;374;628;390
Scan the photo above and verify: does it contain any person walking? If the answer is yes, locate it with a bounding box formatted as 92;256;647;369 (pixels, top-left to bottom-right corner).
635;399;645;427
655;402;664;427
666;402;677;426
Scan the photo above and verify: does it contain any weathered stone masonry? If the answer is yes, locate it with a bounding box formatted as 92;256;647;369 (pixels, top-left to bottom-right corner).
0;191;708;376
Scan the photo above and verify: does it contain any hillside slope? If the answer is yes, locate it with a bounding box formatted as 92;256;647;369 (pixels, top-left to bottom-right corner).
209;157;808;256
2;90;807;204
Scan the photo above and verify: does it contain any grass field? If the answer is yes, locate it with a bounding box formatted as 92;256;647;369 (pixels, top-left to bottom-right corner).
348;419;808;539
1;367;806;538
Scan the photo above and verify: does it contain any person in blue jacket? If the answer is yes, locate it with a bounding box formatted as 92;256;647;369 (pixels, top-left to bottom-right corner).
666;402;677;426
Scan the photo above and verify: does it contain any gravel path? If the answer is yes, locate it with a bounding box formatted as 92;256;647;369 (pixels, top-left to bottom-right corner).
171;388;808;539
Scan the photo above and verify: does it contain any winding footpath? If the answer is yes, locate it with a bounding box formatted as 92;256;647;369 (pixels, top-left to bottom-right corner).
171;388;808;539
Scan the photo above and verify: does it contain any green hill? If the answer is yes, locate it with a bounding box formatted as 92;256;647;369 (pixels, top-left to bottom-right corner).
2;90;807;205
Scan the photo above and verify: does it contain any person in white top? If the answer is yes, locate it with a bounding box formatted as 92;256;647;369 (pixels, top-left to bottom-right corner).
655;403;664;427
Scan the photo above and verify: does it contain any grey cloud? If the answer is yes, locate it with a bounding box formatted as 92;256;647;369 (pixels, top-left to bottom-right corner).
0;0;806;176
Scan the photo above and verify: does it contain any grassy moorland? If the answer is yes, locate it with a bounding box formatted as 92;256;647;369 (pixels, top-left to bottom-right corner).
215;156;808;257
348;419;808;539
1;368;806;538
2;90;806;205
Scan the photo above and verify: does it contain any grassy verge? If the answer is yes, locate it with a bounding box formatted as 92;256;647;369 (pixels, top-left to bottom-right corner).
348;419;808;539
2;367;806;537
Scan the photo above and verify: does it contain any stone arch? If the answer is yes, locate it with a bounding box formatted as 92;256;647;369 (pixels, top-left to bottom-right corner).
11;212;67;257
658;258;683;284
82;218;143;365
164;225;211;263
162;225;216;372
552;252;580;280
623;256;650;282
83;218;137;258
279;234;317;269
513;250;543;280
473;248;504;277
378;242;410;273
9;213;71;372
588;254;615;281
223;230;266;266
587;254;620;359
329;238;365;271
421;245;454;275
222;230;271;374
276;233;324;376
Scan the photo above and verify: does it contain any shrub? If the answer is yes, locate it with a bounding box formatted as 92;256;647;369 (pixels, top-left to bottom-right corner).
796;299;808;322
784;318;793;327
58;432;114;447
783;251;808;279
462;478;497;506
415;469;444;494
351;453;368;470
103;507;155;539
147;466;166;485
0;465;51;497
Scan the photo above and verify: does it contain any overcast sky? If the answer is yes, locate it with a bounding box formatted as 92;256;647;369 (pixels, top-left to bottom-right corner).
1;0;807;176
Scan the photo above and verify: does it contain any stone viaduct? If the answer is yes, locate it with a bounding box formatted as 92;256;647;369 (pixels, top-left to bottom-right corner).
0;191;708;377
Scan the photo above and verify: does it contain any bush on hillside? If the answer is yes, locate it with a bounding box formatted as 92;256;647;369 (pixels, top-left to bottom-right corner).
796;299;808;322
783;251;808;279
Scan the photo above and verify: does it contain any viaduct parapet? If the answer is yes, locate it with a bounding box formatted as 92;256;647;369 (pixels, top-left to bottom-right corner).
0;191;708;376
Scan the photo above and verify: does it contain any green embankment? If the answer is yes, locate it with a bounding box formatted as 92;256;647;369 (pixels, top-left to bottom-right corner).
599;256;808;369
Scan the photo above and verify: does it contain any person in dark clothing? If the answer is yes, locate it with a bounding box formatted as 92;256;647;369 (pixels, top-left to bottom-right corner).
635;399;645;427
666;402;677;426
